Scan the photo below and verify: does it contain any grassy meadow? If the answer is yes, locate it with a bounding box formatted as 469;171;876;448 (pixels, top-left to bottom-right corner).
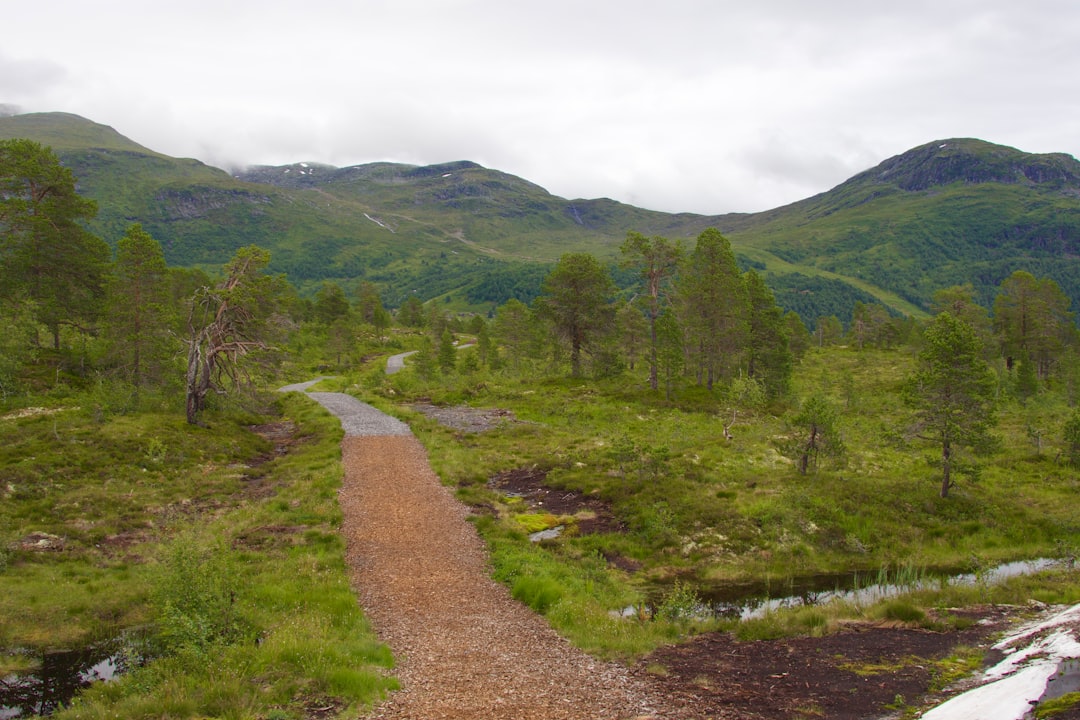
3;325;1080;716
0;389;395;719
346;338;1080;655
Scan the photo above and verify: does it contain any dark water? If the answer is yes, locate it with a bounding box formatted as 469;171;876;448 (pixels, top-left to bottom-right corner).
638;557;1062;621
1039;657;1080;704
0;642;138;719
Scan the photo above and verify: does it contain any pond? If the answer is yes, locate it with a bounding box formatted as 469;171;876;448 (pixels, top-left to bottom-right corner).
1;638;143;719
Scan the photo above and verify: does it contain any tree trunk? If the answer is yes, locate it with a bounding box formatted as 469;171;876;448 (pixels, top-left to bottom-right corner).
648;309;658;391
185;339;202;425
570;328;582;377
940;438;952;498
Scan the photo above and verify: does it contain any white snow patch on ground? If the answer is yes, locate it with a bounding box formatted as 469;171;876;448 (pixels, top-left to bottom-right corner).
363;213;395;233
920;603;1080;719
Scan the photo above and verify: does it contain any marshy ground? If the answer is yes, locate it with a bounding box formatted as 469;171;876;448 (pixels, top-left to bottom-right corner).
335;396;1067;719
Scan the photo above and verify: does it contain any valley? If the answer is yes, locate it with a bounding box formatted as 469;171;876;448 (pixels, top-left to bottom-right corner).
2;113;1080;719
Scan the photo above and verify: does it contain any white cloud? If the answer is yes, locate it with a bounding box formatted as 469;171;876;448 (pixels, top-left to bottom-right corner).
4;0;1080;214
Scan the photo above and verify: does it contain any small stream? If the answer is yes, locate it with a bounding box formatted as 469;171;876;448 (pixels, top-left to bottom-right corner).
639;557;1063;621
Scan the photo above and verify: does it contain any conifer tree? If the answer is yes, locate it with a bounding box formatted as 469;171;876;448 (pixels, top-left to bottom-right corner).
534;253;615;377
621;231;682;390
492;298;538;372
105;223;173;394
616;301;649;372
397;295;426;328
745;269;792;399
655;308;684;400
783;395;844;474
313;282;351;325
784;311;811;361
438;329;457;374
185;246;283;425
993;271;1074;378
356;281;390;331
814;316;844;347
676;228;747;389
0;139;108;348
904;312;998;498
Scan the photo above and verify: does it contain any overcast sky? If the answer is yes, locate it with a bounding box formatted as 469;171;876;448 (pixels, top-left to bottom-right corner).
3;1;1079;214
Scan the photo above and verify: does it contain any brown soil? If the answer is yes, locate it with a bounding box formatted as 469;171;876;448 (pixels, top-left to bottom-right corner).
410;402;518;434
489;467;625;535
337;426;1035;719
633;609;1018;719
340;435;664;719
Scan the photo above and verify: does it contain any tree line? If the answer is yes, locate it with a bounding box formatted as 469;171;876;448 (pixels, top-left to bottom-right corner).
7;137;1080;498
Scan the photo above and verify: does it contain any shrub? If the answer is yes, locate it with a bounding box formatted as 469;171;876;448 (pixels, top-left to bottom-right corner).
656;581;703;623
153;538;245;655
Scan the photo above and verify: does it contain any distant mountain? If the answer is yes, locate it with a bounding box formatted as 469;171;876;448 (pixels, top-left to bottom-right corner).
735;138;1080;313
4;112;1080;322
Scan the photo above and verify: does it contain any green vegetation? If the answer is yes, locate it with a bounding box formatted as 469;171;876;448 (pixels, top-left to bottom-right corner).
8;113;1080;328
4;123;1080;715
0;393;395;718
1035;693;1080;719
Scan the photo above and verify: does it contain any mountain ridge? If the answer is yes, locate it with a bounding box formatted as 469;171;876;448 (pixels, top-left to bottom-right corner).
3;111;1080;322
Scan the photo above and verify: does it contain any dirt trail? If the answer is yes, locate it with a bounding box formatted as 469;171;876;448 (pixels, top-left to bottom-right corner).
297;388;666;719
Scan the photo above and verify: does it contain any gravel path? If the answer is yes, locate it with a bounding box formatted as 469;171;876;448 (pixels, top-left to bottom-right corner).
385;351;417;375
282;385;666;719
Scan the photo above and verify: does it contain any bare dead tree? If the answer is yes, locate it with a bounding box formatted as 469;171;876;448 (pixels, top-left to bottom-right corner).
185;246;276;425
723;410;737;440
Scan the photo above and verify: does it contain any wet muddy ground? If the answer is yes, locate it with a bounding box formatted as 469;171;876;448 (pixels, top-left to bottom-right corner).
349;401;1080;718
632;607;1030;719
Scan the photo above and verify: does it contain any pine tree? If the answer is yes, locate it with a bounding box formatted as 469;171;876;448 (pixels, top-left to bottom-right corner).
745;269;792;399
397;295;426;328
313;282;352;325
356;281;390;332
185;246;283;425
904;312;998;498
784;311;811;361
616;301;649;372
534;253;615;377
105;224;174;394
655;308;684;401
621;231;682;390
492;299;538;372
438;329;457;374
783;395;844;474
676;228;748;389
993;271;1074;378
0;139;108;348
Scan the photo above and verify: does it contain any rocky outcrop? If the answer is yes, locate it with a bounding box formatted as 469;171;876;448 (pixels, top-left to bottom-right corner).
155;186;271;220
863;138;1080;192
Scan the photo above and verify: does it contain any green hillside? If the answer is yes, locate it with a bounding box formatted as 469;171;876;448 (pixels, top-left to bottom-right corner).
5;113;1080;322
735;139;1080;313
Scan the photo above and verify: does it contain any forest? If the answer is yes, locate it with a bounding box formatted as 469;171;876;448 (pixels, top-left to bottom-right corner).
2;138;1080;718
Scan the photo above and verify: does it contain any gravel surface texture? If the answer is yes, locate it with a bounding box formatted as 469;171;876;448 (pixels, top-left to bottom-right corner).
385;351;417;375
294;388;669;719
307;392;412;437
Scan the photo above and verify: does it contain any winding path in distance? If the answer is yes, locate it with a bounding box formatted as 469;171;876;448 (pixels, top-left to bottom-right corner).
279;382;666;720
384;351;417;376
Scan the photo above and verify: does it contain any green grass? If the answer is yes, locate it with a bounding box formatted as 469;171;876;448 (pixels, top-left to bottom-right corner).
1035;693;1080;719
0;391;395;719
340;338;1080;656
